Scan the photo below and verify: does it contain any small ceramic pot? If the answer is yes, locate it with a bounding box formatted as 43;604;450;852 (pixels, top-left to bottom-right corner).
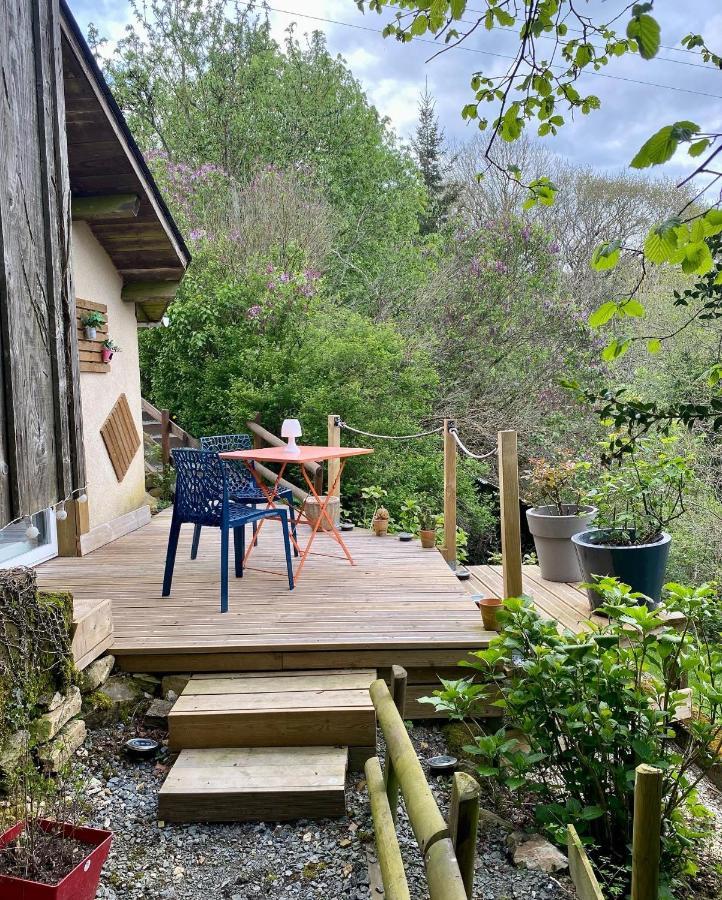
101;347;113;363
419;529;436;549
84;325;97;341
372;518;389;536
476;596;503;631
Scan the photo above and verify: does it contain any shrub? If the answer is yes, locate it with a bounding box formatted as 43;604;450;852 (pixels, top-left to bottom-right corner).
421;579;722;893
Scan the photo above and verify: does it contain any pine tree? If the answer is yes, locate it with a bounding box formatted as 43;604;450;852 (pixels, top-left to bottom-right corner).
411;82;458;234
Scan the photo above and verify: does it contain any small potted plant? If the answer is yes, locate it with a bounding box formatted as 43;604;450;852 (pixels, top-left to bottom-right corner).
372;506;390;536
475;595;503;631
101;339;120;363
572;437;692;609
525;456;596;582
417;505;437;549
0;749;113;899
81;311;105;341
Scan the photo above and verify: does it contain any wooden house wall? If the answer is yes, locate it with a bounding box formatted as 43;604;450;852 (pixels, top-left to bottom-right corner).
0;0;84;527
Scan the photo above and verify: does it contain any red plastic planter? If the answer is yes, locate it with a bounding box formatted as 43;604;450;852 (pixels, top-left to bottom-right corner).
0;820;112;900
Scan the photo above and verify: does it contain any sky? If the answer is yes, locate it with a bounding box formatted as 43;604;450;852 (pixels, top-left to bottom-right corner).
69;0;722;181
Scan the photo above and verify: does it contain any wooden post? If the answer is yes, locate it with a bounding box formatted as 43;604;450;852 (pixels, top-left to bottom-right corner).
449;772;480;899
498;430;523;598
631;764;663;900
161;409;171;467
443;419;457;566
365;757;411;900
327;414;341;498
251;413;264;450
384;665;407;823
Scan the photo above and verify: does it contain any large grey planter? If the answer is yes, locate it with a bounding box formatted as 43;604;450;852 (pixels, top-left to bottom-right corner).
526;504;597;582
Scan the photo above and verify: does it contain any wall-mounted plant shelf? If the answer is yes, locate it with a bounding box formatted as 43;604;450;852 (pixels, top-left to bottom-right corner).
76;297;109;373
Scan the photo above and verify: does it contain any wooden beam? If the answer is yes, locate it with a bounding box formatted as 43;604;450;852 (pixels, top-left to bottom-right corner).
327;414;341;498
365;756;411;900
443;419;457;565
567;826;605;900
498;430;523;598
384;665;408;824
122;280;182;303
71;193;140;221
449;772;480;899
631;765;662;900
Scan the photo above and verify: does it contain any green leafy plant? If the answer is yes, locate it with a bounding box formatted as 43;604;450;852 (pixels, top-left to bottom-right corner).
583;435;694;545
102;339;120;352
420;580;722;894
361;486;388;528
526;455;592;515
397;498;422;534
81;311;105;329
417;504;437;532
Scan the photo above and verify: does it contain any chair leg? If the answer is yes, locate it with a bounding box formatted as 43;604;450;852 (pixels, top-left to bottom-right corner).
288;501;299;557
191;524;201;560
280;514;295;591
162;516;182;597
220;524;230;613
233;526;244;578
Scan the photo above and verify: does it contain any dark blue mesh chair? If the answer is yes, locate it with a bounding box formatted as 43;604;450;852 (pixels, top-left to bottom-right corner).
163;448;294;612
191;433;298;559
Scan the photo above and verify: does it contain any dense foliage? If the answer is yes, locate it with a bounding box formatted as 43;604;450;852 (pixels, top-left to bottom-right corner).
421;581;722;894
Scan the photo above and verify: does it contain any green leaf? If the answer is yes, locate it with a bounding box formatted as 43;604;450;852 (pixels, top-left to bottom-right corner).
681;241;713;274
411;14;428;36
627;13;661;60
601;339;631;362
630;121;699;169
689;139;710;158
588;301;617;328
647;338;662;353
591;240;621;271
620;299;645;318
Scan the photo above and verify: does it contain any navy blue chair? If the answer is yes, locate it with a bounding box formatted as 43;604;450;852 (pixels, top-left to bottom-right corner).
191;433;298;560
163;448;294;613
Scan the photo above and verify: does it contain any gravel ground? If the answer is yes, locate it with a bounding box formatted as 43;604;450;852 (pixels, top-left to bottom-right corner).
76;721;574;900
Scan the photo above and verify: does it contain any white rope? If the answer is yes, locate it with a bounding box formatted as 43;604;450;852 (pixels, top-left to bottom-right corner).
338;420;444;440
448;426;498;460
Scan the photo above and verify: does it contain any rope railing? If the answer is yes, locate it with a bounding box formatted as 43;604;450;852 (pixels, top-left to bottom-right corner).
446;423;498;461
338;420;444;440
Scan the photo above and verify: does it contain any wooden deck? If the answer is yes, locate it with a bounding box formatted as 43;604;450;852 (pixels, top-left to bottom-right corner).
466;564;605;631
36;510;491;675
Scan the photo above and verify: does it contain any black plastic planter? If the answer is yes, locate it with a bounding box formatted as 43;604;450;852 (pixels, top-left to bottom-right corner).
571;529;671;610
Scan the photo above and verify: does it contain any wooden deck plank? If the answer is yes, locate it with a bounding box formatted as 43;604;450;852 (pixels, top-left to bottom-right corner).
466;564;606;632
36;510;487;672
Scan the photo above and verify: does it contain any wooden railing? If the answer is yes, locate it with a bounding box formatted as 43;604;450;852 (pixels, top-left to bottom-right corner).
367;666;479;899
141;398;198;465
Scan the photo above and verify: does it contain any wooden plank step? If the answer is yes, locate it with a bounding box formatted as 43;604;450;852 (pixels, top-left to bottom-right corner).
158;746;348;822
168;669;377;751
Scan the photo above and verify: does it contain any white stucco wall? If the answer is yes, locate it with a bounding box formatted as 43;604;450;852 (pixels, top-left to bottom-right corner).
72;222;146;531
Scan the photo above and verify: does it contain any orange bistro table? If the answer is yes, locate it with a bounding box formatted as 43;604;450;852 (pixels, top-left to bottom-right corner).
219;445;373;582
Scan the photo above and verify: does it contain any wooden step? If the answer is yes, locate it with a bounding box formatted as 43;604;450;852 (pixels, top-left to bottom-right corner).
168;669;377;751
158;746;348;822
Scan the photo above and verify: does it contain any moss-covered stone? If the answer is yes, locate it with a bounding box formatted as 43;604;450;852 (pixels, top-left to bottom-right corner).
82;675;151;728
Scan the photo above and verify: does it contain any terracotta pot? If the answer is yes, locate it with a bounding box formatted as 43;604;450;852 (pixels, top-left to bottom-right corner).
372;518;389;536
419;529;436;549
0;819;113;899
476;596;503;631
101;347;113;363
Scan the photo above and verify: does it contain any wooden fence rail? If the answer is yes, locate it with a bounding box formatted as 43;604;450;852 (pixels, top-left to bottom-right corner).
369;668;473;900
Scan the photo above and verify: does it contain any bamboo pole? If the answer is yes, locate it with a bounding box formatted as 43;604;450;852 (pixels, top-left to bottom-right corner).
498;430;523;598
384;666;408;823
327;414;341;498
369;679;448;853
631;764;663;900
449;772;480;898
443;419;457;566
365;757;411;900
424;838;469;900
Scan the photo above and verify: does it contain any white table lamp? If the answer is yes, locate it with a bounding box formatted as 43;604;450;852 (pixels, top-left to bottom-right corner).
281;418;302;453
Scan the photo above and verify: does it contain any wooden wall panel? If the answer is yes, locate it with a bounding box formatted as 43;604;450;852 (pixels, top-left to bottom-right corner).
0;0;84;526
100;393;141;482
76;297;109;373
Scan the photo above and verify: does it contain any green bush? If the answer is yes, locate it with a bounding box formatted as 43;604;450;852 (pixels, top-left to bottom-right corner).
421;579;722;894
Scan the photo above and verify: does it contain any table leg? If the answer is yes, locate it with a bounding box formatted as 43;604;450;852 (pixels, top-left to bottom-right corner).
297;459;355;573
241;461;302;564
